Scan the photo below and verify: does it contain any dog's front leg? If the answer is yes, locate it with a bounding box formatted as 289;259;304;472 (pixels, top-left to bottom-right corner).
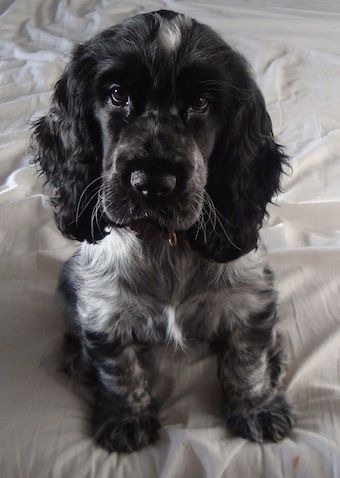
85;331;160;452
217;303;294;442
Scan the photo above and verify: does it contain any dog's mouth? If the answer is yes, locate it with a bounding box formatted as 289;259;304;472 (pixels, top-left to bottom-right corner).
106;212;178;246
106;198;180;228
104;193;204;245
103;177;205;241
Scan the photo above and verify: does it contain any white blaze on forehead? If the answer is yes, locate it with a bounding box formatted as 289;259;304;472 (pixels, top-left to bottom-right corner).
158;15;191;53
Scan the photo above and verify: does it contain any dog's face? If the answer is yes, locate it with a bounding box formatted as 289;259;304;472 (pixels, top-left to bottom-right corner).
93;12;229;233
97;17;217;231
32;10;287;262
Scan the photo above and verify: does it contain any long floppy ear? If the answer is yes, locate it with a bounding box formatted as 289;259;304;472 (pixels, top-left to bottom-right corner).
188;75;288;263
31;46;108;243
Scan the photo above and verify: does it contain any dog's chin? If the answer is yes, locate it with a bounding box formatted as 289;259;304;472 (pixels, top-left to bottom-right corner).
107;209;200;235
112;216;182;233
129;217;168;235
103;192;204;235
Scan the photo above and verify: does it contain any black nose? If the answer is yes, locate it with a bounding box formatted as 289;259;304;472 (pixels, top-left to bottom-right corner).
130;170;177;198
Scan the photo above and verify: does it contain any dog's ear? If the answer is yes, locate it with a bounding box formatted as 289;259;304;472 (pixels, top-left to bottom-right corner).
31;45;108;243
188;74;288;263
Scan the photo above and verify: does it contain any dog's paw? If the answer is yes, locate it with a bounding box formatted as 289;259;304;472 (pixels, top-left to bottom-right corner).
226;393;294;442
92;402;160;453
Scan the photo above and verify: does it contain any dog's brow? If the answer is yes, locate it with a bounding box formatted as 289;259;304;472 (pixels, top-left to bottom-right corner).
177;65;224;96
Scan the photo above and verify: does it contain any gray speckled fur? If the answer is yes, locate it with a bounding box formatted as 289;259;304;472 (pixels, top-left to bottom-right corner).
66;228;273;344
60;227;293;450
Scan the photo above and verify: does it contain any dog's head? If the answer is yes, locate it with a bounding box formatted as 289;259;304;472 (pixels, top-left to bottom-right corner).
32;10;287;262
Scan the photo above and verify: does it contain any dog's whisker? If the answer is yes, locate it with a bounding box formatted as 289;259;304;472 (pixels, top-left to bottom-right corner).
94;187;105;237
202;192;217;232
190;188;240;250
75;175;105;226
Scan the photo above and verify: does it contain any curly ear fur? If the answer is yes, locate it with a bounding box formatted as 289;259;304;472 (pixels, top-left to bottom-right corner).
31;46;108;243
188;68;288;263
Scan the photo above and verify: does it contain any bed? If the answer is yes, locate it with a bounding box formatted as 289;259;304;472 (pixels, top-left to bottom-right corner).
1;1;340;476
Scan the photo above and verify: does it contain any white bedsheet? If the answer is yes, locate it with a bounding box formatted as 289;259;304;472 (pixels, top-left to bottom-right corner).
1;1;340;477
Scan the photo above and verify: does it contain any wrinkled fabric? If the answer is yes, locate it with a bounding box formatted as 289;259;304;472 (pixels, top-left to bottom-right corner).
1;1;340;477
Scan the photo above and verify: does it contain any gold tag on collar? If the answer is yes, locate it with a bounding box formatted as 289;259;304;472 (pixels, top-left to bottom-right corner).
168;231;177;247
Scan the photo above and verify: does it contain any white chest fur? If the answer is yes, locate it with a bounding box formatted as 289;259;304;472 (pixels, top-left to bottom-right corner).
70;228;271;347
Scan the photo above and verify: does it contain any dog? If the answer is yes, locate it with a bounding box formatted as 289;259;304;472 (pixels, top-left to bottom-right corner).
31;10;293;452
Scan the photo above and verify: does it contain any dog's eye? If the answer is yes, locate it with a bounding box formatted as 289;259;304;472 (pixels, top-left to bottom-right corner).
189;97;208;113
110;85;129;107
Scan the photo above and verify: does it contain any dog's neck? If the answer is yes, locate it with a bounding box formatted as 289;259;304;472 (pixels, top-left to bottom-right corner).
127;221;178;247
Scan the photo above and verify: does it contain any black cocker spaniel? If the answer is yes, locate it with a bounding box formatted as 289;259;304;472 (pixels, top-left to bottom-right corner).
32;10;293;452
